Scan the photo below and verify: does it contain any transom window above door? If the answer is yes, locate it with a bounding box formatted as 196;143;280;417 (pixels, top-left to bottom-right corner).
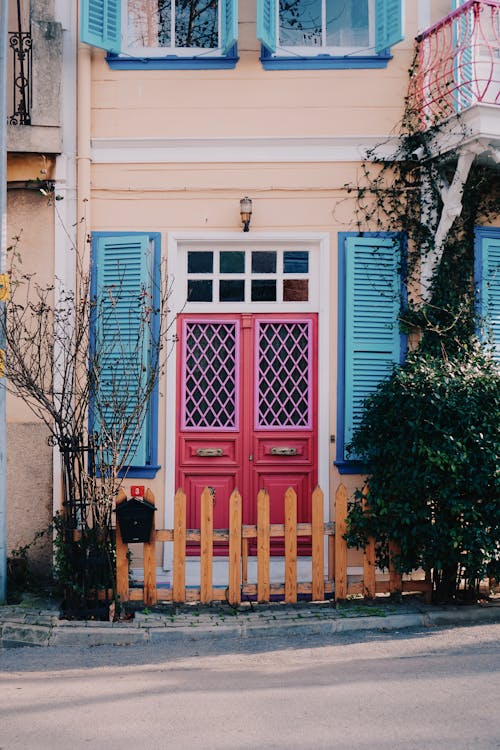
185;248;313;305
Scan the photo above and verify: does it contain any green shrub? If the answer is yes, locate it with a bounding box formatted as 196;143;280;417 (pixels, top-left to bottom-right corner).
346;345;500;601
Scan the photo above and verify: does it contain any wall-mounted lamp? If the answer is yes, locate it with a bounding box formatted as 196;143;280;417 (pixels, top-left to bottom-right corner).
240;196;252;232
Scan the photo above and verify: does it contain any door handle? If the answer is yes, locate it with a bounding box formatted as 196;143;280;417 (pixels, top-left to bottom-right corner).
196;448;224;457
270;446;298;456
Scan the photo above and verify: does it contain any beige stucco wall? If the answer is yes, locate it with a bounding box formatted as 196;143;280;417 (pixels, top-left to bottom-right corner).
89;1;453;140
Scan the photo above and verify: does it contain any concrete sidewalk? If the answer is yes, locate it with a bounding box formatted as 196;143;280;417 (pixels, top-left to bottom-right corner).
1;595;500;649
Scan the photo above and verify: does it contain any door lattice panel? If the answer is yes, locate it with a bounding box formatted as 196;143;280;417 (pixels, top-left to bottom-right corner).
257;321;311;428
182;321;238;429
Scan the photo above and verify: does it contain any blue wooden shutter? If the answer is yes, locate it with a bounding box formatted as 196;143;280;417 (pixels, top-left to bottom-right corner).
221;0;238;54
93;234;151;467
257;0;277;53
344;236;402;457
478;235;500;361
375;0;403;53
80;0;121;54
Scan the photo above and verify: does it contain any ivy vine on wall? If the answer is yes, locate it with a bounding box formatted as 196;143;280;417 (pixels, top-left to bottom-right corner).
345;53;500;602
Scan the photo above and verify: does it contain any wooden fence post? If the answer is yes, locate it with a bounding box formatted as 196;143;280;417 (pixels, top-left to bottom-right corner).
362;486;376;599
173;488;186;603
328;528;335;587
200;487;213;604
143;488;157;606
115;488;129;603
228;489;242;606
424;569;432;603
311;486;325;601
389;540;402;594
257;489;270;602
284;487;297;604
335;483;348;600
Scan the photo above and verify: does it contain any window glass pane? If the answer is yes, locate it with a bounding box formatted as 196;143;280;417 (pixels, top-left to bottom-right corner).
279;0;322;47
326;0;369;47
128;0;171;47
188;251;213;273
252;252;277;273
175;0;218;48
283;279;309;301
252;280;276;301
220;251;245;274
219;280;245;302
188;280;213;302
284;251;309;274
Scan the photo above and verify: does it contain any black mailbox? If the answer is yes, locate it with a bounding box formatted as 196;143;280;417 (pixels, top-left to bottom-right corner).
115;497;156;543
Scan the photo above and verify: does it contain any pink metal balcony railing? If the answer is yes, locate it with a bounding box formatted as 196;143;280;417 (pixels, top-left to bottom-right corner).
408;0;500;129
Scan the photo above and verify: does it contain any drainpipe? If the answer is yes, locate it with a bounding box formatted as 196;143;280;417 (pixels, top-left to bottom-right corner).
0;0;9;602
77;12;92;265
53;0;78;518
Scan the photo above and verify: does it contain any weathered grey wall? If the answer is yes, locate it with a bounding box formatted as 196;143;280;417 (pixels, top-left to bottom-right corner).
7;0;62;153
7;423;52;576
6;182;56;577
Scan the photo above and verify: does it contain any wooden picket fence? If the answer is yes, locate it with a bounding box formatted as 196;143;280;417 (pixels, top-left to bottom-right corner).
115;484;432;606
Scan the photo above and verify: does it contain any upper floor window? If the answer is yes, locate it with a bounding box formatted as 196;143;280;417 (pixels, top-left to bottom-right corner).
126;0;219;56
80;0;238;69
257;0;403;70
279;0;372;54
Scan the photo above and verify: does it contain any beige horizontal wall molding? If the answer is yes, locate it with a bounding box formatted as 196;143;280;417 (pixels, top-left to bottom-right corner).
90;135;400;164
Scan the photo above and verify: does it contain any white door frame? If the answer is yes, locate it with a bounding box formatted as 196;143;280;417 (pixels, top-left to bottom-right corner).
163;232;330;584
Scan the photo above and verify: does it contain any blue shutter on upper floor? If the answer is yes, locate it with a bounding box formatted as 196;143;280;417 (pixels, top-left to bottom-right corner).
257;0;277;53
375;0;403;53
92;234;153;468
80;0;121;54
221;0;238;54
343;236;403;459
477;233;500;362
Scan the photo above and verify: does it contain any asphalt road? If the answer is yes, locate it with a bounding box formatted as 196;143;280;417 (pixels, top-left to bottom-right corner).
1;622;499;750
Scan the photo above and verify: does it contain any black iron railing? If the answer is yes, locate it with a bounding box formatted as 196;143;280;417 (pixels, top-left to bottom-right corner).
8;29;32;125
9;0;32;125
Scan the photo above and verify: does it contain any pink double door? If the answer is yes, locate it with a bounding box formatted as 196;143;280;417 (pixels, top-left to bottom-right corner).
176;313;318;555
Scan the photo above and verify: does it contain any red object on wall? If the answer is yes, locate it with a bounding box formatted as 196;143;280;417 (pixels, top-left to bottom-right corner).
130;485;145;497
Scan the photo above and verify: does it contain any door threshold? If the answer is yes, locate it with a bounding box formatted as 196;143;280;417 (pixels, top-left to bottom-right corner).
182;556;316;587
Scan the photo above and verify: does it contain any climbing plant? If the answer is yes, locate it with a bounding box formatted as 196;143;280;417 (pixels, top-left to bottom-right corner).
345;49;500;601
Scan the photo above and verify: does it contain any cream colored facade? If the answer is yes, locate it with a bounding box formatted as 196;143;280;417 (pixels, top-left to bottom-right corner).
76;0;456;584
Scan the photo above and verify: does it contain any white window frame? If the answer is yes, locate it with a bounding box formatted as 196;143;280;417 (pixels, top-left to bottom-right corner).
122;0;224;57
183;244;317;310
277;0;375;58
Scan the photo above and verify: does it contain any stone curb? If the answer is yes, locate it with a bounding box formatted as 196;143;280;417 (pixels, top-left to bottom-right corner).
1;603;500;648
